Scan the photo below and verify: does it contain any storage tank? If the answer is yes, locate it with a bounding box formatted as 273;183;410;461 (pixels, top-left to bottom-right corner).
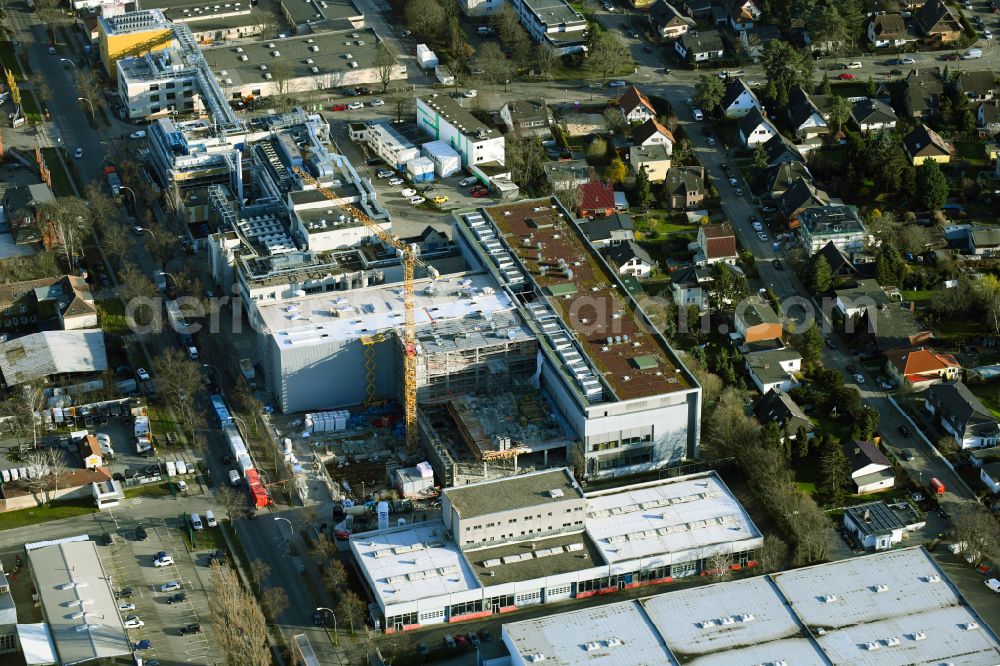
406;157;434;183
422;140;461;178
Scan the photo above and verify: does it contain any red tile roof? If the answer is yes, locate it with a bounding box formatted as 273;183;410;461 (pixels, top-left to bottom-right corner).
578;181;615;212
701;224;737;258
618;85;655;116
632;119;675;146
886;347;960;377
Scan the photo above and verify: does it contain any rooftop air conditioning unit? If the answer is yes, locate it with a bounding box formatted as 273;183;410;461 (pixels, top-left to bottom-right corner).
268;42;275;48
236;46;243;52
224;78;232;84
310;45;319;51
355;40;365;45
344;53;352;59
239;54;248;61
259;63;267;70
311;66;319;73
349;61;358;68
272;50;280;56
306;58;314;64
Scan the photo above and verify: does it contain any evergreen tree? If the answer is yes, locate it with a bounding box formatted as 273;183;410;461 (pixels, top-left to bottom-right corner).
633;166;653;209
818;439;850;505
796;320;825;366
794;426;811;459
810;255;834;293
865;75;877;96
819;72;832;95
916;160;948;211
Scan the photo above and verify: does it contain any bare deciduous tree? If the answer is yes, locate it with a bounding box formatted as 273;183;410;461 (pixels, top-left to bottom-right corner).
0;384;46;450
152;348;206;439
249;558;271;594
208;563;270;666
260;586;289;623
708;551;733;583
323;559;348;597
337;590;366;634
311;533;336;563
250;7;277;37
22;448;69;505
216;486;245;522
757;534;789;573
374;44;396;94
952;506;1000;566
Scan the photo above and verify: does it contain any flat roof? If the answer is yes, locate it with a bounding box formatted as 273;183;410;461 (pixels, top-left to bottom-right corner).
444;468;581;518
258;270;518;348
584;472;761;564
480;199;692;401
523;0;586;26
280;0;361;24
772;548;1000;666
352;521;480;609
502;548;1000;666
28;541;131;664
203;28;386;88
642;576;826;666
417;94;499;140
465;532;603;586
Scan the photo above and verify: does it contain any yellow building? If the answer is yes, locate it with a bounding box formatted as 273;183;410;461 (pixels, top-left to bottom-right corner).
98;10;173;74
903;124;952;166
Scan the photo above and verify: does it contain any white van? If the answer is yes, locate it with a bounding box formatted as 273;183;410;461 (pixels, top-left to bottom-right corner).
692;108;704;121
190;513;203;530
963;48;983;59
228;469;241;486
986;578;1000;593
205;510;217;527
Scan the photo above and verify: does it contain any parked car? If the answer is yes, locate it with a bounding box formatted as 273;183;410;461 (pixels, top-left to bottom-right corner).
135;525;148;541
387;177;403;186
443;634;456;648
123;615;144;629
460;176;478;187
153;555;174;567
370;98;384;107
160;581;181;593
901;56;916;64
772;259;783;270
74;147;83;159
846;61;863;69
401;188;417;197
838;73;856;80
431;195;448;204
129;130;146;139
180;623;202;636
167;592;186;604
118;602;136;612
464;89;478;98
707;137;716;146
900;449;914;461
472;189;488;198
118;587;134;598
347;101;364;110
757;231;768;241
728;177;738;186
409;196;426;205
134;640;152;651
330;104;347;111
607;80;627;87
855;374;866;383
376;168;394;178
468;632;481;646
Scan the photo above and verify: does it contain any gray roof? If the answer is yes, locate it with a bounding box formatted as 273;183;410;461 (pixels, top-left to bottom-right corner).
737;106;773;137
579;212;634;242
3;183;55;215
957;70;998;98
842;439;891;473
649;0;693;31
814;241;857;275
778;178;830;218
720;77;758;111
501;99;551;126
862;301;930;349
418;93;498;140
664;166;703;197
0;330;107;386
903;123;951;159
745;349;802;386
740;302;781;327
28;541;131;664
203;27;388;90
869;13;907;37
851;98;898;126
787;86;825;129
798;205;866;237
972;227;1000;249
927;380;999;436
670;264;713;288
465;531;603;586
443;468;582;518
279;0;361;26
904;68;944;117
844;501;905;537
762;134;804;167
765;160;812;197
754;389;812;433
603;240;654;268
679;28;723;54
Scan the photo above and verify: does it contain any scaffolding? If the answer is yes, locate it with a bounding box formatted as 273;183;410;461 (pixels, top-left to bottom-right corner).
360;333;387;406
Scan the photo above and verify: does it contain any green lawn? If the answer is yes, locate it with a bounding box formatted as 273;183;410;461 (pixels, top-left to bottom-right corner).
182;522;228;552
40;147;78;197
96;298;130;335
0;498;97;530
932;320;982;338
954;141;989;167
969;383;1000;421
633;211;700;237
0;40;24;78
21;89;42;124
901;290;934;302
124;482;174;500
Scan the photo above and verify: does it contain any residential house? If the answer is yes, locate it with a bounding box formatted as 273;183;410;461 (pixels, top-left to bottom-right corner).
797;205;867;253
765;161;814;199
578;213;635;249
762;134;805;167
842;440;896;494
778;178;831;228
618;85;657;124
739;24;780;62
835;279;893;318
813;241;859;279
675;29;724;62
956;70;998;103
664;166;705;209
925;380;1000;449
682;0;713;19
885;347;961;391
738;107;778;147
786;87;828;144
843;501;924;551
851;98;899;133
980;462;1000;493
601;241;655;279
719;77;762;118
903;124;952;165
577;181;616;218
868;13;911;47
971;227;1000;256
754;389;813;438
631;118;675;150
2;183;56;247
903;68;945;119
544;159;592;192
629;144;672;182
860;301;932;351
670;265;713;311
745;348;801;393
977;101;1000;135
915;0;962;44
735;301;783;344
0;275;97;339
649;0;694;38
726;0;761;31
80;435;104;470
499;99;554;136
695;223;738;265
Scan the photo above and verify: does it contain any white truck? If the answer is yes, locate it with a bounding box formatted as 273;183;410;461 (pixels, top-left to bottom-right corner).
134;415;153;455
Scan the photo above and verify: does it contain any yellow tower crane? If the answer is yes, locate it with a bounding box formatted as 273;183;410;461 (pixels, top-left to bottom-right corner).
292;166;436;451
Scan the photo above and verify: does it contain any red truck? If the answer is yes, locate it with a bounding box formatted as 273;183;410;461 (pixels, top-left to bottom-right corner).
930;478;946;495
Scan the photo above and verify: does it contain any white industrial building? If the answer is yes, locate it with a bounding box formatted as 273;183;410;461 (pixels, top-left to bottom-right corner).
508;0;588;54
365;122;421;171
422;140;461;178
351;469;763;633
416;94;506;170
454;199;701;477
501;547;1000;666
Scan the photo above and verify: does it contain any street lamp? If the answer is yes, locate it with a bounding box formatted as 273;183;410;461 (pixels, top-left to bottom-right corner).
77;96;94;116
273;516;294;552
133;226;155;238
120;186;136;212
315;607;338;645
202;363;222;388
59;58;76;69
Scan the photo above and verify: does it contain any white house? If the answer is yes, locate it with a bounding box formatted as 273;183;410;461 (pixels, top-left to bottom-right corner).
737;108;777;147
719;77;761;118
631;119;675;150
745;348;801;393
843;501;924;551
618;86;657;124
674;30;724;62
787;87;828;143
981;461;1000;493
925;380;1000;450
843;439;895;494
670;265;712;312
868;13;910;47
727;0;761;31
602;241;655;279
851;98;899;133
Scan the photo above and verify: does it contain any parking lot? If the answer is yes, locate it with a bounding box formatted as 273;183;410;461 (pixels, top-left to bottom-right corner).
99;521;220;663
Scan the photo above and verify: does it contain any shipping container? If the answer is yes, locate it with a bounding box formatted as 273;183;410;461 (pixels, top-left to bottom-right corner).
406;157;434;183
421;140;461;178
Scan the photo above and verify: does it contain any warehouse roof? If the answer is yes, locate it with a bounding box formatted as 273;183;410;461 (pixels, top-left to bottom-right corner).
443;468;581;519
279;0;361;26
29;541;131;664
417;94;499;141
203;27;387;88
584;472;761;564
0;331;107;386
466;532;602;586
502;547;1000;666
